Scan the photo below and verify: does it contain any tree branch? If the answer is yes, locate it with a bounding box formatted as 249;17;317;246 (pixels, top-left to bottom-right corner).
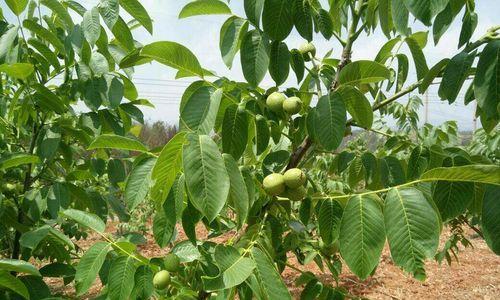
287;0;367;169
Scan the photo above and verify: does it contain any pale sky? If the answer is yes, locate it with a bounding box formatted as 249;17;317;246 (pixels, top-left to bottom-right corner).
2;0;499;130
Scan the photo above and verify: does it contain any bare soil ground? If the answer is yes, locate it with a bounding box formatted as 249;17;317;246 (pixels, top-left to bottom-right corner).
45;221;500;299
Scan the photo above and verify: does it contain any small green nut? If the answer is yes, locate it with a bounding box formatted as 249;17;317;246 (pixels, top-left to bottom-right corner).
153;270;171;290
266;92;286;113
164;253;181;272
283;168;306;188
263;173;286;196
299;42;316;61
283;186;307;201
283;96;302;115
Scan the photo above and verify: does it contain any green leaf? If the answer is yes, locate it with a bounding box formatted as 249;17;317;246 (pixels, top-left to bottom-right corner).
269;41;290;86
375;38;400;63
171;241;200;263
222;104;249;160
131;265;154;300
82;7;101;46
183;134;230;221
179;0;231;19
255;115;270;155
99;0;120;29
337;86;373;129
18;276;50;300
0;271;29;299
112;16;135;51
402;0;449;26
0;63;34;79
318;199;343;245
244;0;264;27
33;83;67;114
240;30;269;87
75;242;111;295
49;182;68;217
5;0;28;16
180;84;221;134
482;185;500;254
338;60;391;86
405;32;429;81
0;26;19;61
88;134;148;152
316;8;334;40
262;0;293;41
120;0;153;34
0;259;41;276
395;54;409;91
407;146;428;181
223;154;249;228
419;58;449;93
41;0;74;31
433;181;474;221
438;50;475;103
153;185;177;247
182;201;201;244
0;153;39;170
151;132;186;202
313;93;347;151
420;165;500;185
108;256;137;300
293;0;313;41
89;52;109;75
125;157;156;210
362;152;382;190
474;40;500;120
202;245;255;291
220;16;249;69
379;0;393;38
19;226;50;250
119;74;138;100
432;1;464;45
251;247;292;300
340;194;385;280
139;41;204;78
391;0;409;35
290;49;305;83
365;0;378;31
39;262;75;278
458;10;477;48
384;188;440;280
23;20;65;53
381;156;406;187
61;208;106;233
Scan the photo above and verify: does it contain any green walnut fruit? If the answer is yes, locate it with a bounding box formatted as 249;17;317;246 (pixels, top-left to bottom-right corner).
263;173;286;196
283;96;302;115
153;270;171;290
299;42;316;61
283;186;307;201
266;92;286;113
164;253;181;272
283;168;306;188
